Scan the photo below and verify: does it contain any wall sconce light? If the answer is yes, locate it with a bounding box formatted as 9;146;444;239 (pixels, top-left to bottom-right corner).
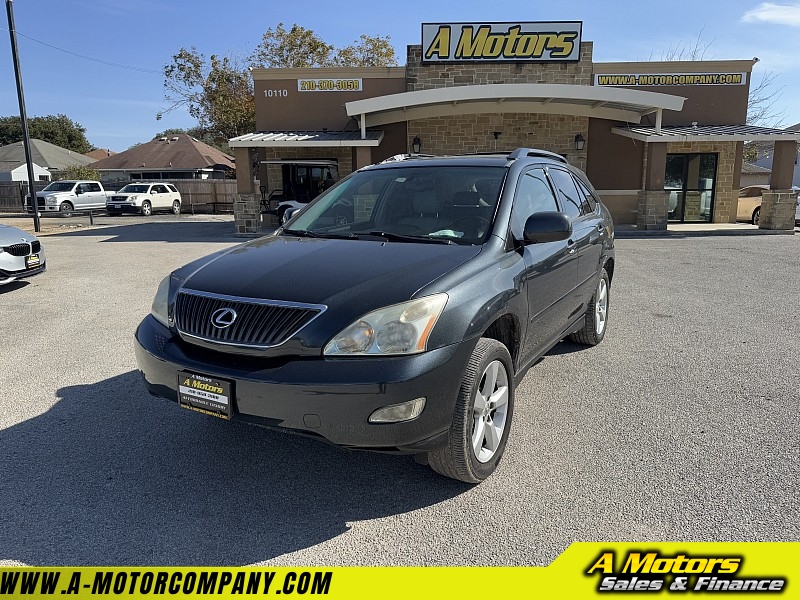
574;133;586;151
412;136;422;154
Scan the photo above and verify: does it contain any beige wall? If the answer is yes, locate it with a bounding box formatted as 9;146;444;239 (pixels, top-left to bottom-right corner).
596;192;639;225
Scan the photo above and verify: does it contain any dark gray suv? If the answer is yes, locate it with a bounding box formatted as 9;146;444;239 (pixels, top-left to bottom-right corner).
135;148;615;483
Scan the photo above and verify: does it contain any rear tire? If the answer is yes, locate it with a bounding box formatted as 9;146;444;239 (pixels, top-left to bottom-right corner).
428;338;515;484
141;201;152;216
569;268;609;346
59;202;74;218
752;207;760;225
171;200;181;215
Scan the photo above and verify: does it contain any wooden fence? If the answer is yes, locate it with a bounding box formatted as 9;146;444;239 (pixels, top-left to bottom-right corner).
0;180;238;214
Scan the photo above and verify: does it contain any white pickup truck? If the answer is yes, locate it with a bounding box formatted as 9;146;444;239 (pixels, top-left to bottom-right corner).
26;180;113;217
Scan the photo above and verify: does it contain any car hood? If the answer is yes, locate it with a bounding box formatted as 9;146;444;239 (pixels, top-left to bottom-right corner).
182;234;482;309
0;225;38;245
36;190;72;197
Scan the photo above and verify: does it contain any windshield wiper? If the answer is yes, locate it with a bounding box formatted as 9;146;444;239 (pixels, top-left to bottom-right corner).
282;228;356;240
360;231;452;245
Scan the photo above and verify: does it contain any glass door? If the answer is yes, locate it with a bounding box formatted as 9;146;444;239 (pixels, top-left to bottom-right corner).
664;153;718;223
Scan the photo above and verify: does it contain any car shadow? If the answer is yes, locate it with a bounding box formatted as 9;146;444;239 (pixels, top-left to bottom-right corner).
545;340;587;356
0;280;29;294
44;220;243;244
0;371;468;566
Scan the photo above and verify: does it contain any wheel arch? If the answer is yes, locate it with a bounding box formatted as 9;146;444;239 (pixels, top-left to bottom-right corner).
603;256;615;283
481;313;521;369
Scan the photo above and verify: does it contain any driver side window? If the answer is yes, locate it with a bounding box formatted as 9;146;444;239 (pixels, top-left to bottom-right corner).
510;168;558;238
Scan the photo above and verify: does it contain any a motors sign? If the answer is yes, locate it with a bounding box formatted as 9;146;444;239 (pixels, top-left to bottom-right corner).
422;22;582;63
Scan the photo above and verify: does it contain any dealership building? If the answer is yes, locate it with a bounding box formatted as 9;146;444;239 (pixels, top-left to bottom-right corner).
229;22;800;234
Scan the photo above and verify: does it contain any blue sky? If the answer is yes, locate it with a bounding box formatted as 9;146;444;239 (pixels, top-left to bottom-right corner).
1;0;799;152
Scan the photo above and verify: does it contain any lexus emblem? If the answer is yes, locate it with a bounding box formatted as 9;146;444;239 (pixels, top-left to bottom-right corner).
210;307;238;329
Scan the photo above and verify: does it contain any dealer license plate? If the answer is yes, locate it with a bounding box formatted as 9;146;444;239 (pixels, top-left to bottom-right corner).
25;254;40;269
178;371;232;419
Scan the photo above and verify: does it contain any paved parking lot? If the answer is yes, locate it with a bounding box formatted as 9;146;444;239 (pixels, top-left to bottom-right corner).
1;216;798;566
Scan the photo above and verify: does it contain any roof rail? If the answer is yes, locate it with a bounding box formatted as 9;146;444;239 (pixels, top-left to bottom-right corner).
506;148;569;164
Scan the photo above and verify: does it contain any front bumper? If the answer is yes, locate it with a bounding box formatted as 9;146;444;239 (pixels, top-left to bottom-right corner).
134;315;475;453
0;261;46;283
107;203;141;213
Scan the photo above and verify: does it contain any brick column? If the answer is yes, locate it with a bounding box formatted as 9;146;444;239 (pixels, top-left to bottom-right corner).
636;191;670;230
759;190;797;230
234;193;262;236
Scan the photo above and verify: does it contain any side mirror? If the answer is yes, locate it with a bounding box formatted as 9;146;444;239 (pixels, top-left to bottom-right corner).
74;188;83;195
282;207;300;224
523;212;572;244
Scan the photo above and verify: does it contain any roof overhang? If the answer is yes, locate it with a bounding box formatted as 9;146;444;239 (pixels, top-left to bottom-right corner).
229;131;384;148
345;84;686;130
613;125;800;143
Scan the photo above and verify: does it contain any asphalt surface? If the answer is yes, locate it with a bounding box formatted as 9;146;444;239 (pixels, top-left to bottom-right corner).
0;216;798;566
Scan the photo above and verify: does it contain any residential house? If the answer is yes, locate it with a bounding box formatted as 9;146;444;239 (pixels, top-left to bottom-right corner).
0;139;96;177
0;160;51;182
91;135;235;182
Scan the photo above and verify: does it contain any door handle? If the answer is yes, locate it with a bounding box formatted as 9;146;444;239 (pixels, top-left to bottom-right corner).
567;238;576;254
597;223;604;231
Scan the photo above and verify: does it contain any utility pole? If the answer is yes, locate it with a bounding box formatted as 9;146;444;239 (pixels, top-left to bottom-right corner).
6;0;40;232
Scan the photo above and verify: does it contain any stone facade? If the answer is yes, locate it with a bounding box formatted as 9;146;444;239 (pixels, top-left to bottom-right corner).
406;42;594;90
759;190;797;230
408;113;588;172
234;193;261;236
637;190;670;230
403;42;592;170
665;141;738;224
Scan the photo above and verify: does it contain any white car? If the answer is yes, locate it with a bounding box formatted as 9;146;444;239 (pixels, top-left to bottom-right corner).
107;183;182;216
0;224;46;284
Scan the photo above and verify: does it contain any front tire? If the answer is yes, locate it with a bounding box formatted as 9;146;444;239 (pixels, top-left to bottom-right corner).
569;267;610;346
428;338;515;483
59;201;74;217
141;200;152;216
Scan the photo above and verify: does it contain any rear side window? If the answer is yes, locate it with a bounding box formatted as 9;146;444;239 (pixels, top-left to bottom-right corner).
88;183;101;192
573;176;597;214
167;184;178;193
547;167;584;219
510;168;558;237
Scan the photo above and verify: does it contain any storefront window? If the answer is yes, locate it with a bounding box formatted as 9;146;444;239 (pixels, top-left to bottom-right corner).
664;153;717;223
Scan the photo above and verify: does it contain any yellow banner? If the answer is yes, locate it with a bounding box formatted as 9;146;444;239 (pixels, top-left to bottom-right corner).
1;543;798;598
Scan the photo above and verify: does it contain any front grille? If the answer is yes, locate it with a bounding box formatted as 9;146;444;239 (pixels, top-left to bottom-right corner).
3;243;31;256
174;290;325;349
36;198;45;207
111;196;127;202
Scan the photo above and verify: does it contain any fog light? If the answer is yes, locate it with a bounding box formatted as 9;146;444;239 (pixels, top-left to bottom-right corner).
369;397;426;423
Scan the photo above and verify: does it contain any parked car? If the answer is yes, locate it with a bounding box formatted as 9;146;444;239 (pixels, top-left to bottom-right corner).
107;183;182;216
737;184;800;225
0;224;46;284
26;180;112;217
135;148;615;483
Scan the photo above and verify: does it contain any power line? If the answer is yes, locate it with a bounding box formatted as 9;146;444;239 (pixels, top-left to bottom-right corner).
2;28;163;74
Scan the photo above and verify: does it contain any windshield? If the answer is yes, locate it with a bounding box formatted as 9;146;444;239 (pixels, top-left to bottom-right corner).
42;182;75;192
119;184;150;193
285;165;506;245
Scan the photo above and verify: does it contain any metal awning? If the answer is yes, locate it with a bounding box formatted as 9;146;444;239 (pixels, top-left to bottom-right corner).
229;130;384;147
613;124;800;143
345;84;686;136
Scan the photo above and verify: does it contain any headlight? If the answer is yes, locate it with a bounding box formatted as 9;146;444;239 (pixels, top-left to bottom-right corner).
128;196;138;202
151;275;171;327
324;293;448;356
45;196;57;204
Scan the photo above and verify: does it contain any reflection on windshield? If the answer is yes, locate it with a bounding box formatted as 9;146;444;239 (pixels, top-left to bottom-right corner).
42;182;75;192
119;185;150;193
284;165;505;245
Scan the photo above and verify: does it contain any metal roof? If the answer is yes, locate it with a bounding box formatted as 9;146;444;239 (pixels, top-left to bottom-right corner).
229;130;384;147
345;84;686;129
613;124;800;142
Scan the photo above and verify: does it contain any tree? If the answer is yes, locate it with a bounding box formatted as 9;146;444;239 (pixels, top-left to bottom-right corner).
0;114;93;153
332;34;399;67
162;24;398;143
248;23;398;68
59;164;100;181
249;23;334;68
159;48;255;147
